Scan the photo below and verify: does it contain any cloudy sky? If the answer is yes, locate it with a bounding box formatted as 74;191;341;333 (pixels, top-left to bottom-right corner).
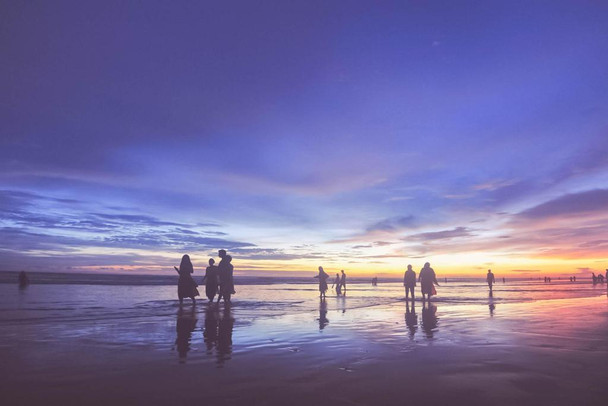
1;1;607;277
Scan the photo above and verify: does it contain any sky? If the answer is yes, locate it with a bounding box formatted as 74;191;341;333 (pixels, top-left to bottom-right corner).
1;1;607;277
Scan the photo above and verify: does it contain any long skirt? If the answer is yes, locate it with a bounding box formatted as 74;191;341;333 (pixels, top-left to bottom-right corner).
420;280;434;296
178;276;200;299
206;282;218;300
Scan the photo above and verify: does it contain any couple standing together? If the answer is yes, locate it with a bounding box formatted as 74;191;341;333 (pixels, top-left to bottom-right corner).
404;262;439;301
174;250;235;306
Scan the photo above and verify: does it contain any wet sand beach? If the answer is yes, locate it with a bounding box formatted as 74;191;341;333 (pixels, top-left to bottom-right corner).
1;280;607;405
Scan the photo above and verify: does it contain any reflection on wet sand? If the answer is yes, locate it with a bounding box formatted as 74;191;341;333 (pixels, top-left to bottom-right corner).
318;301;329;330
421;302;438;339
489;291;496;316
203;304;234;367
174;307;197;363
405;300;418;340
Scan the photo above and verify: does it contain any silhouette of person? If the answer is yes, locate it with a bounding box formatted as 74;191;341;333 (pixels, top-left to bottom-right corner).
318;300;329;330
332;273;342;295
174;254;199;306
592;273;597;285
174;307;197;363
340;270;347;294
486;269;495;292
202;258;219;302
314;266;330;300
18;271;29;288
217;306;234;367
421;302;438;339
405;300;418;340
203;305;219;355
217;250;235;304
418;262;439;301
502;277;506;283
403;264;416;300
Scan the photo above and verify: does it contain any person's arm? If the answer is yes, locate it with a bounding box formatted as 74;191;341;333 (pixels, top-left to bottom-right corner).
174;266;180;274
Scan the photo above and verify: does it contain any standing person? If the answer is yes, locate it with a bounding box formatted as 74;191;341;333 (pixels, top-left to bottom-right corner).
217;250;235;304
418;262;439;302
403;264;416;300
314;266;330;300
486;269;495;292
332;273;342;295
18;271;29;288
340;270;347;294
202;258;219;302
173;254;199;306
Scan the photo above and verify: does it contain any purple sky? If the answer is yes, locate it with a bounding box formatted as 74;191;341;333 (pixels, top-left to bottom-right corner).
1;1;607;275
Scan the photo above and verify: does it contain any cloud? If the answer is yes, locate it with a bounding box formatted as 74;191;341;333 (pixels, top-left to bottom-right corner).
517;189;608;220
367;215;416;232
406;227;474;241
511;269;541;273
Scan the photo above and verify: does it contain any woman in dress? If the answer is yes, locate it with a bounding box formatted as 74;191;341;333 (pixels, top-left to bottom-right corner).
174;254;199;306
418;262;439;302
202;258;219;302
314;266;330;300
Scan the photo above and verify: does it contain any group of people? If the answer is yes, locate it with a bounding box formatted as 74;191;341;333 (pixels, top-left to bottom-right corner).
403;262;440;301
315;267;347;299
592;272;607;285
174;249;235;306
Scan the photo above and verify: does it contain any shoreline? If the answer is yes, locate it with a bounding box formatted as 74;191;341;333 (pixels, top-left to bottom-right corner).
1;289;607;405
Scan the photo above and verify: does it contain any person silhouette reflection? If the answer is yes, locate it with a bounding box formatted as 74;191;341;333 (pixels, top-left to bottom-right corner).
405;300;418;340
174;307;197;363
217;306;234;367
421;302;438;339
318;300;329;330
203;305;219;355
488;291;495;316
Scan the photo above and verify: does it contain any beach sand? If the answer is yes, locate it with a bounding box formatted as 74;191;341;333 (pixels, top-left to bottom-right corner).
1;282;607;405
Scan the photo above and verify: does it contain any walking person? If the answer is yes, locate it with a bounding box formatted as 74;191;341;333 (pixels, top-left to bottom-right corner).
418;262;439;302
217;250;235;304
332;273;342;295
340;270;347;294
174;254;199;306
403;264;416;300
314;266;330;300
486;269;495;292
202;258;219;302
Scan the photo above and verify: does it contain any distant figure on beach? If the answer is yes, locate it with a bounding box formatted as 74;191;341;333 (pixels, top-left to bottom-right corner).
174;254;199;306
371;277;378;286
418;262;439;301
202;258;219;302
403;265;416;300
217;250;235;304
502;277;506;283
598;274;605;284
314;266;330;300
592;273;597;285
340;270;347;294
332;273;342;295
486;269;495;291
573;276;576;282
18;271;29;288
